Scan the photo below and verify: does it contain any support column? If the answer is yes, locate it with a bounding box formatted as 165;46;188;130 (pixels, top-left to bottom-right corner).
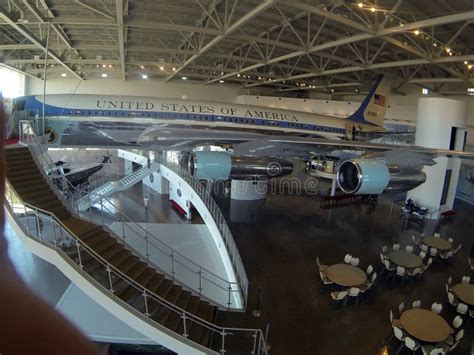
407;98;467;219
230;179;267;200
124;159;133;175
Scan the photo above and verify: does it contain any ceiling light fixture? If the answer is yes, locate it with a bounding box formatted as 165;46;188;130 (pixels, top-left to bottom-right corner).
182;76;187;80
142;74;148;79
101;73;107;78
370;7;376;12
414;30;420;36
358;2;363;8
61;73;67;77
219;79;224;83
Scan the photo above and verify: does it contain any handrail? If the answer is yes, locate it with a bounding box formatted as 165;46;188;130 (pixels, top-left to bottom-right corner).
19;120;242;310
4;178;268;355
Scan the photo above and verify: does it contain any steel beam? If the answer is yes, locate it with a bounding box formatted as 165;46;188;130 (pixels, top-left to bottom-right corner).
0;9;82;80
166;0;276;81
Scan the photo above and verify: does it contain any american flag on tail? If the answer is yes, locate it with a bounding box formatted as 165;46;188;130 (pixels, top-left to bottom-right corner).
373;93;385;106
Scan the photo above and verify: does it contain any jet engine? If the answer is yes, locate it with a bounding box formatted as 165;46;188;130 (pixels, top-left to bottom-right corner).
336;159;426;195
188;151;293;180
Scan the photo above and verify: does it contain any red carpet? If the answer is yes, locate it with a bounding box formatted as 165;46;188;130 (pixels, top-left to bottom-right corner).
4;137;19;145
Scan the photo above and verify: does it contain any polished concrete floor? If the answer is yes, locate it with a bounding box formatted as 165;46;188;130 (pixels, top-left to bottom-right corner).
215;193;474;355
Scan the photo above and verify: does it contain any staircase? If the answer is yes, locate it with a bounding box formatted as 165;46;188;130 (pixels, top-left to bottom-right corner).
75;162;161;211
5;146;219;349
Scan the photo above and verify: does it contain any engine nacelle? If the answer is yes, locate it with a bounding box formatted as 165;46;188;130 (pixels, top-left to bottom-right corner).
188;151;293;180
336;159;426;195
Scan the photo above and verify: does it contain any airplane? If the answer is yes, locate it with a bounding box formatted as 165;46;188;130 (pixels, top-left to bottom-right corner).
50;155;111;191
9;74;474;196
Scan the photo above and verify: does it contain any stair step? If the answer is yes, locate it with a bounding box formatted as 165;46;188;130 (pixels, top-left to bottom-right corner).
147;279;174;316
101;244;123;260
127;262;148;280
92;239;117;254
83;232;110;246
117;268;156;303
116;255;140;274
108;249;132;266
153;285;183;324
187;301;212;345
199;306;218;347
164;291;192;331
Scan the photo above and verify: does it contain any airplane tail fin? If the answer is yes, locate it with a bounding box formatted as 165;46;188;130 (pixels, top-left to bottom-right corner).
347;74;390;127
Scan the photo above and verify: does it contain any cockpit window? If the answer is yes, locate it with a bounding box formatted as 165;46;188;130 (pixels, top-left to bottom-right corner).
13;99;26;111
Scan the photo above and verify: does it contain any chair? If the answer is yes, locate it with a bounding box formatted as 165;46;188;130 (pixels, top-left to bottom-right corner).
361;272;377;293
447;291;459;307
319;269;333;288
439;250;453;260
396;266;406;284
412;300;421;309
393;326;405;343
350;257;360;267
407;267;422;277
382;245;388;254
434;233;440;238
393;243;400;251
461;275;470;284
421;345;447;355
411;234;419;246
345;287;361;306
452;315;463;329
421;258;433;273
456;303;468;316
431;302;443;314
316;257;328;271
405;245;414;253
429;247;438;257
366;264;373;276
398;301;405;316
469;257;474;271
419;251;427;259
344;254;352;264
453;244;462;255
330;290;348;305
444;328;464;346
383;259;396;276
404;336;421;353
421;244;429;252
447;237;453;244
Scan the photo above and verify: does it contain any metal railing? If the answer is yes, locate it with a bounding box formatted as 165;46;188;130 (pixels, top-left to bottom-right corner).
19;120;244;310
4;179;268;355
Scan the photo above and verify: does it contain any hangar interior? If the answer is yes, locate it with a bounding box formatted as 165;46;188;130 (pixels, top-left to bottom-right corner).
1;1;474;355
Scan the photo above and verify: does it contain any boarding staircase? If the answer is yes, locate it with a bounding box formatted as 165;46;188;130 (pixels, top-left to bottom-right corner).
74;161;160;211
5;147;219;347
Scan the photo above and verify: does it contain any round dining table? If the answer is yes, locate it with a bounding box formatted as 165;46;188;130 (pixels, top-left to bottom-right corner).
388;251;423;268
400;309;451;343
451;283;474;306
422;237;452;251
325;263;367;287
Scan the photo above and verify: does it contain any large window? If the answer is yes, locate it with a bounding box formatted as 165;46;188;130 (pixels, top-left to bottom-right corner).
0;67;25;98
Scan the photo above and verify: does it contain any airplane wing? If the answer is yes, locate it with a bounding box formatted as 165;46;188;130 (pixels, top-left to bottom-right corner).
137;126;474;162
